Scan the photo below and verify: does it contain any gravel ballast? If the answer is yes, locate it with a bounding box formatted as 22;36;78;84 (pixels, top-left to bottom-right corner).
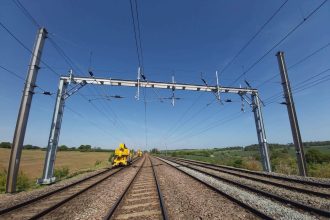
157;157;319;220
176;160;330;211
151;157;258;219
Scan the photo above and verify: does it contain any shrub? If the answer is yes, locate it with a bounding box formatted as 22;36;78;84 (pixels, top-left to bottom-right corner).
54;167;69;180
272;157;297;175
306;149;327;164
0;170;33;193
243;158;262;171
0;169;6;193
308;163;330;178
233;158;243;168
16;171;32;192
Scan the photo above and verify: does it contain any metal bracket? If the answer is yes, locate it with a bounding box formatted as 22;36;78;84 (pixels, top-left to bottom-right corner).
63;81;87;100
171;75;175;107
135;67;141;100
215;71;221;101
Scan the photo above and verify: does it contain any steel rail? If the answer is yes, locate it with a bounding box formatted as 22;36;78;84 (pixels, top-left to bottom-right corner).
164;156;330;188
163;157;330;218
0;157;141;218
155;156;274;220
150;156;169;220
168;157;330;198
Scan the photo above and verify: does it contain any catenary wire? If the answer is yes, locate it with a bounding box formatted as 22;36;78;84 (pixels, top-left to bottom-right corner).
229;0;328;86
221;0;289;74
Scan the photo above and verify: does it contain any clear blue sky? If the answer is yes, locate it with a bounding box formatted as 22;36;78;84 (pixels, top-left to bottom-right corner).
0;0;329;150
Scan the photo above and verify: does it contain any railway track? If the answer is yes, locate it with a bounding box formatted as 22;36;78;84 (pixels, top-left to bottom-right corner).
168;156;330;199
104;155;168;220
168;156;330;189
0;158;141;220
157;156;330;219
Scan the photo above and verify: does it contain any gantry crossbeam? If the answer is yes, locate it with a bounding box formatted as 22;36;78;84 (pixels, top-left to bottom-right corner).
61;76;258;94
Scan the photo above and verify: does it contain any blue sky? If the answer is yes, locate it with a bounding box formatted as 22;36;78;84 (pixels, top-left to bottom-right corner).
0;0;329;150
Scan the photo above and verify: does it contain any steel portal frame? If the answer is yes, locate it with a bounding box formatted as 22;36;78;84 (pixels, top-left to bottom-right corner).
38;75;271;184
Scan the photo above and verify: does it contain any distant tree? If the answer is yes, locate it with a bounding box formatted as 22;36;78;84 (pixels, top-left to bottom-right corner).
23;144;40;150
150;148;159;154
0;142;11;149
92;147;101;152
78;145;92;152
244;144;258;151
58;145;69;151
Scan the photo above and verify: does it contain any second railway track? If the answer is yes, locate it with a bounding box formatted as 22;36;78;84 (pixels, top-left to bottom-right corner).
168;156;330;197
157;156;330;219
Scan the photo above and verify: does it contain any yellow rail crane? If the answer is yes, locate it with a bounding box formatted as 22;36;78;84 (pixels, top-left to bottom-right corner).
113;143;132;166
137;149;143;157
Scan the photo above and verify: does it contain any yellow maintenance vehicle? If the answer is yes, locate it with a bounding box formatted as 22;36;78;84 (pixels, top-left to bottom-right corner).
137;149;143;157
112;143;132;166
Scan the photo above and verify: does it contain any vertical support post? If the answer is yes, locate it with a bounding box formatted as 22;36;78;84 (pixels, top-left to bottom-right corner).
38;79;68;184
252;93;271;172
276;51;307;176
6;28;47;193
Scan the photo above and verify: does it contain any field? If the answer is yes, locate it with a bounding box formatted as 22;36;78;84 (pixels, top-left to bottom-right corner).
0;148;112;192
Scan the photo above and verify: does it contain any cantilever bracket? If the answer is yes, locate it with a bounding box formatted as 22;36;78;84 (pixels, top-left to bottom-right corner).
63;80;87;100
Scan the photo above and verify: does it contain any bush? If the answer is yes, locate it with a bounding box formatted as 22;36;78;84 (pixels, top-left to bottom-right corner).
308;163;330;178
17;171;32;192
243;158;262;171
54;167;69;180
232;158;243;168
305;149;329;164
0;169;6;193
0;170;33;192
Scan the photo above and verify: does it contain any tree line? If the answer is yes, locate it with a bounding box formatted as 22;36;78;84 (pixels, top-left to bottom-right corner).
0;142;113;152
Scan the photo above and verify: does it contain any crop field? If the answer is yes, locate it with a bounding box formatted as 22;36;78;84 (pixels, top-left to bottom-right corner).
0;148;111;180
